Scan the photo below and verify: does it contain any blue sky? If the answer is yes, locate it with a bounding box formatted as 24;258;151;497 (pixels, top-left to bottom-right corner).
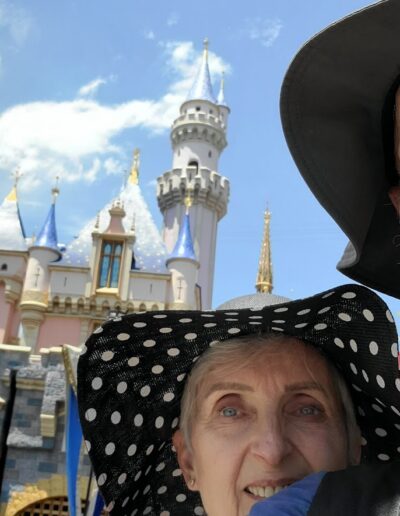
1;0;397;313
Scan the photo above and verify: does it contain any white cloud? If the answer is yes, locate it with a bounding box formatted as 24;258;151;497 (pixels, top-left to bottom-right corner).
0;0;32;46
78;77;107;97
245;18;283;47
166;13;179;27
0;41;231;190
144;30;155;40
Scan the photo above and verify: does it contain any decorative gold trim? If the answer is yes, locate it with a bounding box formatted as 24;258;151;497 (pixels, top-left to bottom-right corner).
62;344;81;395
20;290;48;307
129;271;170;280
255;208;273;294
40;414;56;438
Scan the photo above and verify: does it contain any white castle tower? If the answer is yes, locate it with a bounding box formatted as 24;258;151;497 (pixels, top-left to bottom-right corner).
157;39;230;309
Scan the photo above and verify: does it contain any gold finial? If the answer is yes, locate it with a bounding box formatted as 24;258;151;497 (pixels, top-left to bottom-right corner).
94;211;100;230
203;37;209;59
255;206;273;294
129;148;140;185
5;168;21;202
130;213;136;233
184;189;193;213
51;176;60;204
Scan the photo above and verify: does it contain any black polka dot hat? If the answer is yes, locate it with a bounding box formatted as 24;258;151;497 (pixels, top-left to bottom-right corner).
77;284;400;515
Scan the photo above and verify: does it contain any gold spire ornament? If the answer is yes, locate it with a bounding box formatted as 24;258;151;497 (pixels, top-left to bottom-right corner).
51;176;60;203
129;148;140;185
255;208;273;294
184;189;193;213
5;168;21;202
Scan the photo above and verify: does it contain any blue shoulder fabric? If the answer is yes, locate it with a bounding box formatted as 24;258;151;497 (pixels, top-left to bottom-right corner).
249;472;326;516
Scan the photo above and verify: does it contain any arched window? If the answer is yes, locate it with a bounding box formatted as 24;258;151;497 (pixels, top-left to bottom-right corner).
1;263;7;271
188;160;198;171
98;240;123;288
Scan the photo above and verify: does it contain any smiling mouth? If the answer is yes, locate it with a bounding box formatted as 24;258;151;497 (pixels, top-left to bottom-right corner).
245;484;291;499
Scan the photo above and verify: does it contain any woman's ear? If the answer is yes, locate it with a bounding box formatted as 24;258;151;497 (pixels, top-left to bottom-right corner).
172;429;198;491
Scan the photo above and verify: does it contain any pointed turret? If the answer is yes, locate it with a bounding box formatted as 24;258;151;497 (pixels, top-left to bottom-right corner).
168;197;197;262
187;38;216;103
255;208;273;294
217;72;229;108
0;171;26;251
166;195;199;309
35;180;60;256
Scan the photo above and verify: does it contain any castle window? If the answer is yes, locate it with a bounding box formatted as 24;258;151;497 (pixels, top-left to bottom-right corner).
208;151;212;158
196;106;201;111
1;263;7;271
98;240;123;288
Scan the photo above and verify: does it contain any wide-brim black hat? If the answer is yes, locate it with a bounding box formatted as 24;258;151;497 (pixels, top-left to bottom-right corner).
280;0;400;298
77;284;399;515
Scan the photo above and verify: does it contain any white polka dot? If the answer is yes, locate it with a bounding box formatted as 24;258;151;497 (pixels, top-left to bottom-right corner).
155;416;164;429
362;370;369;383
146;444;154;455
143;485;151;495
159;327;172;333
106;501;115;512
209;340;219;347
249;315;263;319
349;339;358;352
194;507;205;515
249;321;262;325
97;473;107;486
117;381;127;393
272;327;284;332
145;464;152;475
334;337;345;349
156;462;165;472
372;403;383;413
177;373;186;381
225;312;238;315
163;392;175;402
140;385;151;397
84;440;91;452
93;326;103;334
274;307;288;313
342;292;356;299
378;453;390;461
352;384;362;392
297;309;311;315
132;490;139;500
358;407;365;417
225;318;238;321
201;313;215;317
172;468;182;477
391;405;400;416
338;313;351;322
111;411;121;424
158;486;167;494
176;494;187;502
143;506;152;515
322;291;335;298
395;378;400;392
395;424;400;430
363;309;374;322
134;414;144;426
369;341;379;355
153;314;167;318
101;351;114;362
391;343;398;358
133;322;147;328
376;375;385;388
314;323;327;331
105;442;115;455
117;332;130;341
122;497;129;507
204;322;216;328
171;417;179;428
91;377;102;390
131;509;138;516
152;365;164;374
386;310;394;323
184;333;197;340
127;444;137;456
375;427;387;437
318;306;331;314
361;436;367;446
143;339;156;348
350;363;357;375
134;471;142;481
295;323;308;328
179;318;192;323
227;327;241;334
128;356;139;366
167;347;180;357
272;319;285;324
85;408;96;422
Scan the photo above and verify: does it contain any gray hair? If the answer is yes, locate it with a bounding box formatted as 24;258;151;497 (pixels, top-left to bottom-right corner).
179;334;361;465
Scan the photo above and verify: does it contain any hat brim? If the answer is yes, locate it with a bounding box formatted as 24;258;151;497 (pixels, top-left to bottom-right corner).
280;0;400;298
78;284;399;515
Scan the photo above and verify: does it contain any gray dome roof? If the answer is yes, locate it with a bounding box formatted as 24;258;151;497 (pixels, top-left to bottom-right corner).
217;292;291;310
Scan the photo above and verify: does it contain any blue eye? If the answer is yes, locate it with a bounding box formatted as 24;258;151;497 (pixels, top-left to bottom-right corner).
221;407;238;417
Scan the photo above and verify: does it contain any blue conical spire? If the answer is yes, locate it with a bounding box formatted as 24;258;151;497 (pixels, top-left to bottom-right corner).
35;182;60;253
217;72;228;107
169;204;197;262
187;38;216;104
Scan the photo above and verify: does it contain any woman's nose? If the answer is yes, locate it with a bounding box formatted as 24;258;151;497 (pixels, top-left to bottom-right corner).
250;418;293;466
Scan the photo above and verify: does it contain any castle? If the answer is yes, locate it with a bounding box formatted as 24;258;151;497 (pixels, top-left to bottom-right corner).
0;41;232;514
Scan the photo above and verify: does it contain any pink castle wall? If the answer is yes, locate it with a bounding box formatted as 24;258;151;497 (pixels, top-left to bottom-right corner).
38;316;82;349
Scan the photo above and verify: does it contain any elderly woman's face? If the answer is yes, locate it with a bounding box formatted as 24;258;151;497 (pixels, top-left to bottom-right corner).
174;339;355;516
